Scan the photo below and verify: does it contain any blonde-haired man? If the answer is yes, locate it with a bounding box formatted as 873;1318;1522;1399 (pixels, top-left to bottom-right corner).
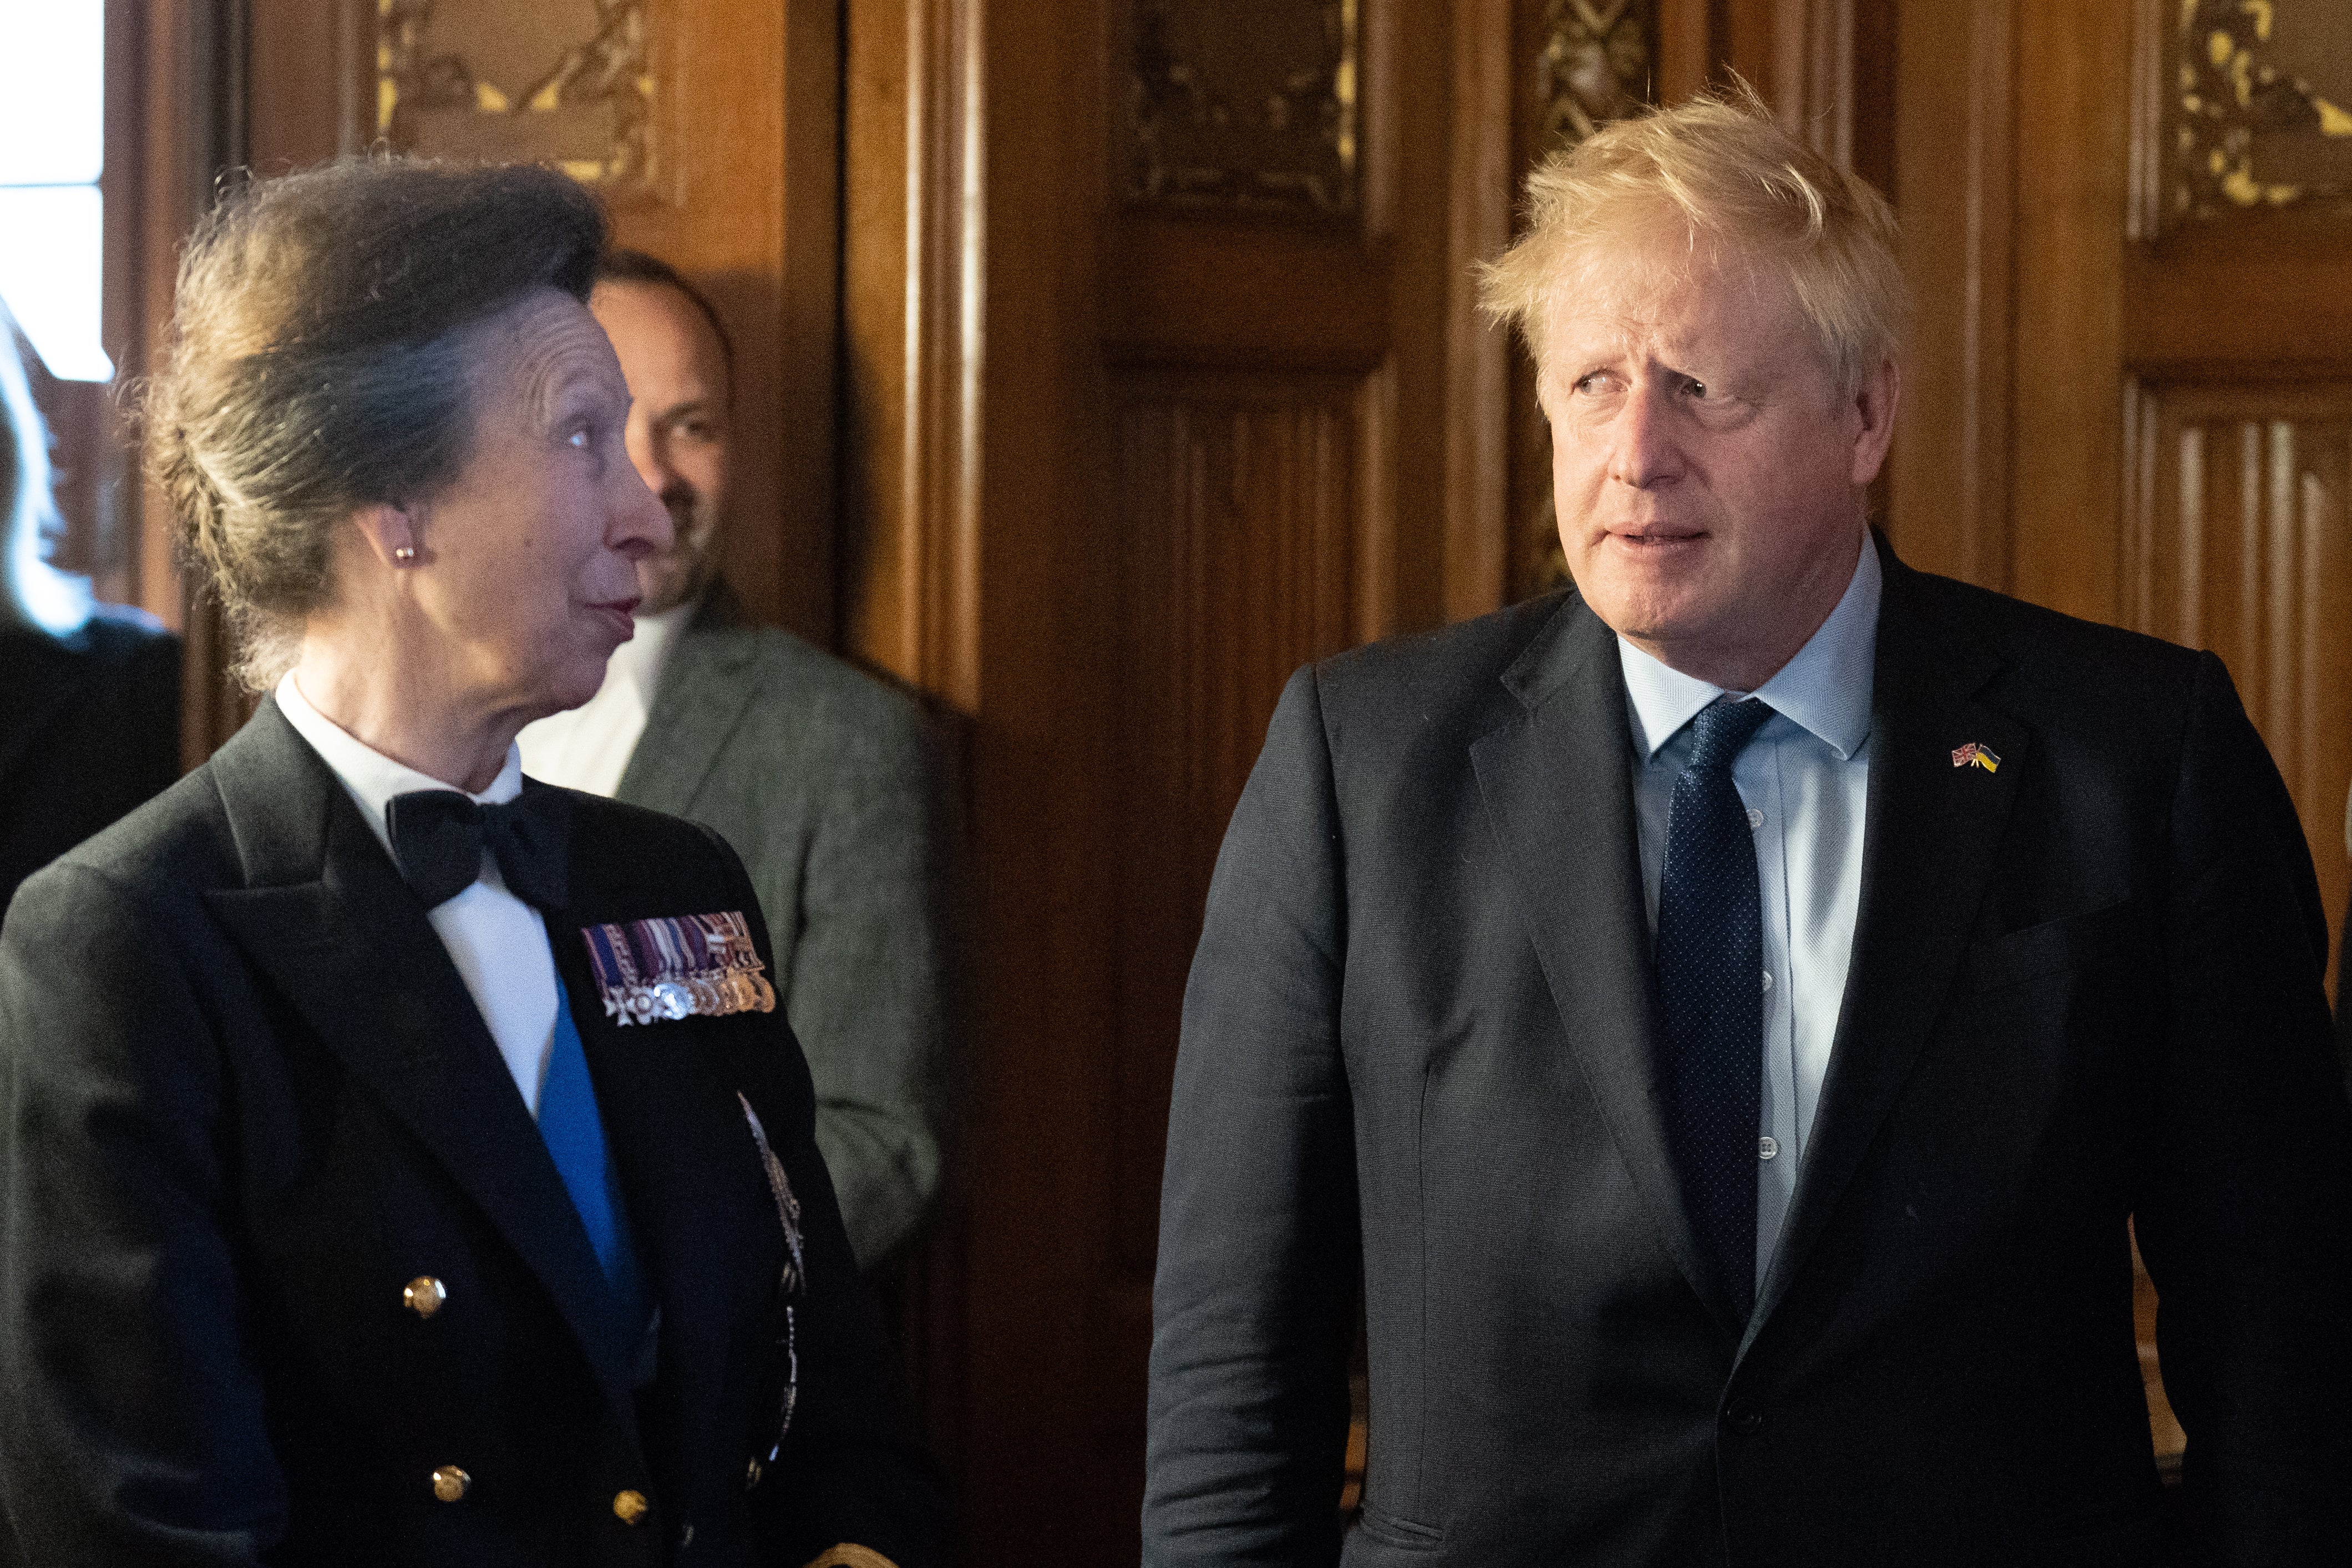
1145;90;2352;1566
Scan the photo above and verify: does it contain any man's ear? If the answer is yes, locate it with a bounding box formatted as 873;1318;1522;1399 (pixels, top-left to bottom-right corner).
1850;356;1900;489
346;501;422;569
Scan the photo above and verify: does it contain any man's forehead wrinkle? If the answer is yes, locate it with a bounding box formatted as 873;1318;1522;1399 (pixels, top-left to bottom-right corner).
1533;212;1783;397
1535;261;1821;411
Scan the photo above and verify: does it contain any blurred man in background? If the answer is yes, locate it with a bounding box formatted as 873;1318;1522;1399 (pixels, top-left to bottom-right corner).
521;252;960;1270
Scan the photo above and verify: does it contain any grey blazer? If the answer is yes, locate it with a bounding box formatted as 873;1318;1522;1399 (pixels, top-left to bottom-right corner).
616;586;959;1268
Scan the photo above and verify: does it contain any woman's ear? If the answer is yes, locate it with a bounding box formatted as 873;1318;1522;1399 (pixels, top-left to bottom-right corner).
347;501;423;569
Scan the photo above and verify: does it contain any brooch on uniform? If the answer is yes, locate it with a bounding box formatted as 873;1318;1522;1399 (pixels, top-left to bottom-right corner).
736;1093;806;1296
580;911;778;1026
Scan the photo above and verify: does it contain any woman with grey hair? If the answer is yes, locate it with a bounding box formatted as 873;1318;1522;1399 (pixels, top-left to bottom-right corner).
0;298;179;911
0;158;942;1568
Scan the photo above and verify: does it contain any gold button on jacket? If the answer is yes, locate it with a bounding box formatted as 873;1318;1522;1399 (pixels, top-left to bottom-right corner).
612;1489;650;1525
0;743;947;1565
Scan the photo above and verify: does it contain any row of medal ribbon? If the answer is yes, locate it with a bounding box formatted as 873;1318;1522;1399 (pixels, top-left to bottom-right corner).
581;911;779;1027
598;965;778;1026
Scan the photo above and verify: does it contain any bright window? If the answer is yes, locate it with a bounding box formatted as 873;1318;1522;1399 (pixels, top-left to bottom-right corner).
0;3;111;382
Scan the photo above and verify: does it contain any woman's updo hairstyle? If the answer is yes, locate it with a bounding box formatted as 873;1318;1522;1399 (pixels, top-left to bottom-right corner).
145;155;606;684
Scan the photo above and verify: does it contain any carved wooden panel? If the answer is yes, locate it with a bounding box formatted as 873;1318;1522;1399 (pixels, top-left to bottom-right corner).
1122;0;1361;216
2124;380;2352;932
1111;372;1362;1280
1887;0;2015;592
378;0;658;194
1539;0;1659;146
2137;0;2352;235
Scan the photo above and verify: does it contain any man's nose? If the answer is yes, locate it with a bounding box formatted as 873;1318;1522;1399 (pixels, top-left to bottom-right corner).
626;425;683;504
1606;386;1683;490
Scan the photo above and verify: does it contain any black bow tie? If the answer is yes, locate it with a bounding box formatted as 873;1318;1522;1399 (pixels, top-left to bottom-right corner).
386;785;572;911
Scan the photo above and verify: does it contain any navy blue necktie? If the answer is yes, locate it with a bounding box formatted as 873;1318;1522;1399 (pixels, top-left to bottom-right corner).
1655;697;1773;1316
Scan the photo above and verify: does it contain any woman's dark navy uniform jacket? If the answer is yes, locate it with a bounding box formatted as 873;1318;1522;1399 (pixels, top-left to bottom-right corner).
0;697;945;1567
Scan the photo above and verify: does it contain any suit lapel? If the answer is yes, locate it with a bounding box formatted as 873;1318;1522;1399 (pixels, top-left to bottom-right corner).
1747;550;2026;1345
548;874;784;1489
1471;596;1747;1340
614;600;759;818
200;703;642;1408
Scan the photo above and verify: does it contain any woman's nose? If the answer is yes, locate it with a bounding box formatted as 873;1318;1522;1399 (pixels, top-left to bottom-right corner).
612;466;674;560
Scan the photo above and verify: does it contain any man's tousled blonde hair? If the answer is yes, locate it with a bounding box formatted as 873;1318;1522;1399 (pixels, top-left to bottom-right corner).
1478;84;1907;399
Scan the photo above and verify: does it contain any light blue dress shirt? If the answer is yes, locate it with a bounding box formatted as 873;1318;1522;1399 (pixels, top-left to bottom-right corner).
1618;537;1880;1288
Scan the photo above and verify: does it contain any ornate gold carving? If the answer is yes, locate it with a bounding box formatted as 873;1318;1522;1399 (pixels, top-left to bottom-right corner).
2171;0;2352;222
378;0;653;190
1539;0;1656;151
1126;0;1360;216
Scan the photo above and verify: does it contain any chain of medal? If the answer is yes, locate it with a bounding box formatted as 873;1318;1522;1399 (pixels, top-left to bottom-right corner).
738;1092;806;1457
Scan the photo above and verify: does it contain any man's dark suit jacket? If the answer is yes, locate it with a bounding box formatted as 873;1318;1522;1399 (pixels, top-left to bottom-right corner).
1145;539;2352;1567
0;608;180;913
0;699;944;1567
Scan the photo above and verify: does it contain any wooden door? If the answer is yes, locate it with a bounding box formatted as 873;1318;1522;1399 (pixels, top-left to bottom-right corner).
846;1;1494;1554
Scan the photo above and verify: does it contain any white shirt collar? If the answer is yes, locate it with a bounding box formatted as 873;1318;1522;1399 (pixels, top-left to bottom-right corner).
1616;533;1880;763
605;597;695;706
274;669;524;860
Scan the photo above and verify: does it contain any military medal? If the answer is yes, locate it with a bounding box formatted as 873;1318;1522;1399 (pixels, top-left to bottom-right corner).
580;911;779;1025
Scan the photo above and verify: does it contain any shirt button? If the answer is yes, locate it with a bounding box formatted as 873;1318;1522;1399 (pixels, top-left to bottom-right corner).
1760;970;1773;992
1746;807;1763;829
1726;1405;1766;1435
1758;1136;1780;1161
